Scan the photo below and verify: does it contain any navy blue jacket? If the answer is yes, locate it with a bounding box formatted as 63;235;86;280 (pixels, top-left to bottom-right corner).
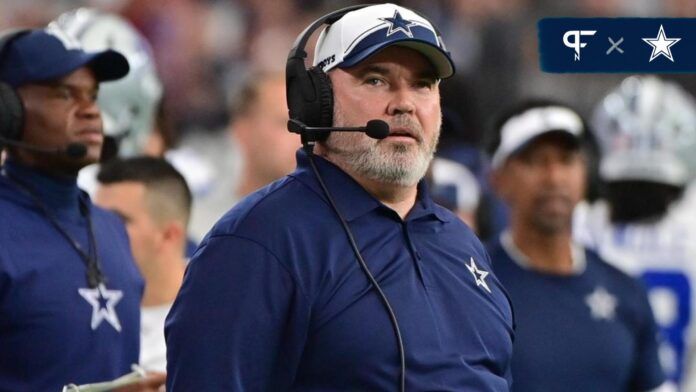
166;150;514;391
488;236;665;392
0;161;143;391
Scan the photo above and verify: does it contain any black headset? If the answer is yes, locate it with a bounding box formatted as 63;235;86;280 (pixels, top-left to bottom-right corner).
0;29;31;145
285;4;368;142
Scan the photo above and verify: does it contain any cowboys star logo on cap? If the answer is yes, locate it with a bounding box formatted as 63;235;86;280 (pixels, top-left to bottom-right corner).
379;10;418;38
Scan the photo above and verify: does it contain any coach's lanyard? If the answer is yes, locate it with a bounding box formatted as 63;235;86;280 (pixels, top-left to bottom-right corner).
2;169;106;288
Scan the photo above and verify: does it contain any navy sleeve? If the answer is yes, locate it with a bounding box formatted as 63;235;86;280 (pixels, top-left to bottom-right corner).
165;235;311;391
630;281;666;391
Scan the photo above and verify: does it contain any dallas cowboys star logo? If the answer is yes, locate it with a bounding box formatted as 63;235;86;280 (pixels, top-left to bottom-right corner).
466;257;491;294
642;25;681;62
79;283;123;332
585;286;618;321
379;10;418;38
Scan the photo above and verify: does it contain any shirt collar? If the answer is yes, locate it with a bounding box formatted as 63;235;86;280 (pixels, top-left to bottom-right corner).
1;158;83;221
290;148;449;223
500;230;586;274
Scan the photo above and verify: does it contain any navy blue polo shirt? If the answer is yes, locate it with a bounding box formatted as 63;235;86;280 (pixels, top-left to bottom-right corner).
166;149;514;391
488;236;665;392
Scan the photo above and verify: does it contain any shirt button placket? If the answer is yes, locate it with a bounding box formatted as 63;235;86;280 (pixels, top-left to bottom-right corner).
403;222;427;286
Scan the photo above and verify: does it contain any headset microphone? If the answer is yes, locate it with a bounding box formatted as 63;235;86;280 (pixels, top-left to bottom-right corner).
287;119;390;140
0;135;88;159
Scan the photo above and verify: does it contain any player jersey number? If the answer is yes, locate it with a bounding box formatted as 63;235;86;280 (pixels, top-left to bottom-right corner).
641;270;691;383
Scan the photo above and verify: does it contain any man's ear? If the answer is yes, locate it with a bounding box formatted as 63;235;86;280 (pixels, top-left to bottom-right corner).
161;220;186;247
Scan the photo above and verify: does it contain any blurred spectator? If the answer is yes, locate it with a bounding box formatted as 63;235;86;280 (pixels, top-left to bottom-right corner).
575;76;696;390
186;72;300;240
96;156;191;373
230;72;300;197
486;100;666;391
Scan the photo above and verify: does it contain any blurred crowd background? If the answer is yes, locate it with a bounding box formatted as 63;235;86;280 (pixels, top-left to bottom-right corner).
2;0;696;240
4;0;694;139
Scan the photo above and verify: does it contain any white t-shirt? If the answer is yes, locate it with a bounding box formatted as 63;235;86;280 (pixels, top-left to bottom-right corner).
140;304;172;373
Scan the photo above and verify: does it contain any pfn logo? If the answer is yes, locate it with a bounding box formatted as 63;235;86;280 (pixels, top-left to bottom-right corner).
563;30;596;61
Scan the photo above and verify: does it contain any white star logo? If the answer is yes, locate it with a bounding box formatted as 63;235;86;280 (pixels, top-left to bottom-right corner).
642;25;681;62
585;286;618;321
466;257;491;294
379;10;418;38
78;283;123;332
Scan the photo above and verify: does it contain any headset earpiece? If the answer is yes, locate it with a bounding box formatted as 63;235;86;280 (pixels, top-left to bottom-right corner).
0;83;23;142
285;5;366;138
0;29;31;144
307;67;333;128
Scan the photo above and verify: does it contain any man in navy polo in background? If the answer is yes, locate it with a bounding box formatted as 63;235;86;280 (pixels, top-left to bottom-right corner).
0;26;163;390
486;100;666;391
165;3;514;391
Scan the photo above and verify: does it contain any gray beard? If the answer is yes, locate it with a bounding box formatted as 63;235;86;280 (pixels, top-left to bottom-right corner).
322;105;440;187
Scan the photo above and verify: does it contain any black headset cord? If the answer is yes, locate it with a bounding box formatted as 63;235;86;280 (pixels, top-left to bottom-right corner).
2;169;106;288
305;145;406;392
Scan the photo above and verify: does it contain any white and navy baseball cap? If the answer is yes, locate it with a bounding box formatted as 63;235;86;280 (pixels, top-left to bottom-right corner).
491;105;584;169
0;25;129;88
312;3;454;79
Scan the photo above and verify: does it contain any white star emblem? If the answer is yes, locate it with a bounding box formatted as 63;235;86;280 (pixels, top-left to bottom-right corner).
78;283;123;332
642;25;681;62
585;286;618;321
379;10;418;38
466;257;491;294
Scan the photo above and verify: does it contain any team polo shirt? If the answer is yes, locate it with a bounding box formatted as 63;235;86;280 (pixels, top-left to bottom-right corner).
488;236;665;392
166;149;514;391
0;161;143;391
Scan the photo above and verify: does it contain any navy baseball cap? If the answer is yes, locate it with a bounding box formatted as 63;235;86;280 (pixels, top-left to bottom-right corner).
0;26;129;88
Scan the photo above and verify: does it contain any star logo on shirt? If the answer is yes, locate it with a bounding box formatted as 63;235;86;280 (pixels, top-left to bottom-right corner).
642;25;681;62
466;257;491;294
79;283;123;332
379;10;418;38
585;286;618;321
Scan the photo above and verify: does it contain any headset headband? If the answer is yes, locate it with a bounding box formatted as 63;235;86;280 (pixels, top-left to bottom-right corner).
287;4;369;63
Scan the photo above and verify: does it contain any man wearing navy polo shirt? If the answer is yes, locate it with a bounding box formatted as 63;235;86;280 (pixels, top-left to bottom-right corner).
0;26;165;390
486;100;666;391
166;3;514;391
